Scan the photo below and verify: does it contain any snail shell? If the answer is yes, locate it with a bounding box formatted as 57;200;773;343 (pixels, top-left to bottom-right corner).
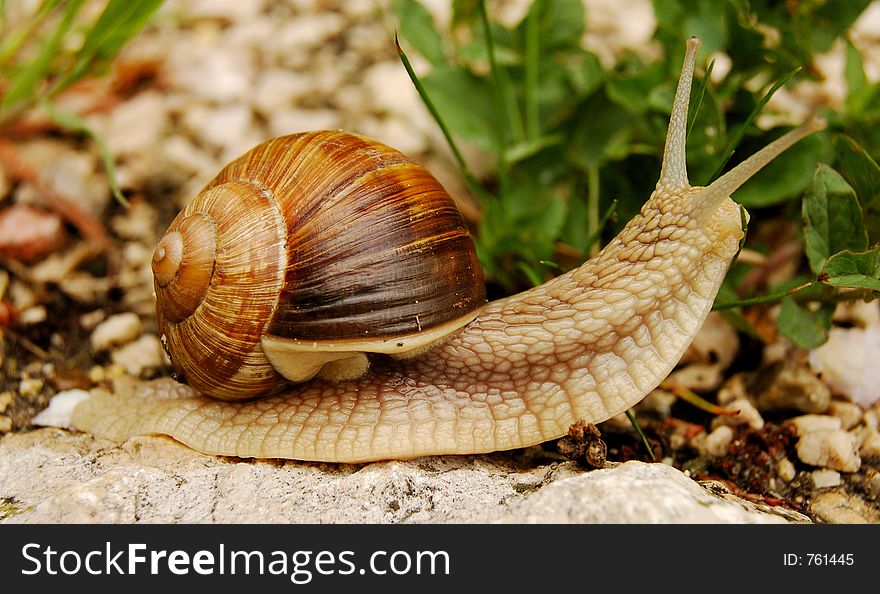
151;131;486;400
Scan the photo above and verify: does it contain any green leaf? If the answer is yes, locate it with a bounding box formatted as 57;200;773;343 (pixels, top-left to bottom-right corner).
564;49;604;99
776;297;834;349
516;0;584;51
802;164;868;274
568;93;636;169
606;61;666;115
822;248;880;291
421;66;495;150
832;134;880;244
393;0;447;67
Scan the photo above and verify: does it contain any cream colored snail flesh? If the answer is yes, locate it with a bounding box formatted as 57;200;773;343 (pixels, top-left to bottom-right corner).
67;38;824;462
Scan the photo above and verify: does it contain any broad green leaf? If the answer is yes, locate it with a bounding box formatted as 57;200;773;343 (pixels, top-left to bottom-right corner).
516;0;584;50
421;66;495;150
394;0;447;67
568;94;635;169
832;134;880;244
802;164;868;274
776;297;833;349
606;61;666;115
564;49;604;99
821;248;880;291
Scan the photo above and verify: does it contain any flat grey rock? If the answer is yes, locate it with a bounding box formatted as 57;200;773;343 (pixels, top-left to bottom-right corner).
0;429;805;524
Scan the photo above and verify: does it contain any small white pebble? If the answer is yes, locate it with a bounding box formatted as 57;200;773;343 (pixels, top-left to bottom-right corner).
17;305;47;325
91;312;143;352
712;398;764;430
789;414;842;435
777;457;796;482
702;425;734;457
828;401;864;430
811;469;842;489
860;431;880;458
19;377;43;397
0;390;13;413
31;389;92;429
796;429;861;473
111;334;166;376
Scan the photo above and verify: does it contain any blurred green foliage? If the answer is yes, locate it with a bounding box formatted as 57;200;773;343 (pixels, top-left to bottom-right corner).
0;0;164;204
395;0;879;348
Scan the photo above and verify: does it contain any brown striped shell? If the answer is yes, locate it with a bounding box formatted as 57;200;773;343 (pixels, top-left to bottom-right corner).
151;131;486;401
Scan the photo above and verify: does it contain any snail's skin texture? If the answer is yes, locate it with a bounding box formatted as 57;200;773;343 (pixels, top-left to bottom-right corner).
71;38;824;462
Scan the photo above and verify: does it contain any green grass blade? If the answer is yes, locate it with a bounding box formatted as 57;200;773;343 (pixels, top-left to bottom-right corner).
54;0;164;95
0;0;84;116
625;410;656;461
687;58;714;138
0;0;63;68
706;66;801;183
395;33;486;200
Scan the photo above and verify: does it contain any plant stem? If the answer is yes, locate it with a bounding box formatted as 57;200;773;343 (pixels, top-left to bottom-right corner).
713;280;814;310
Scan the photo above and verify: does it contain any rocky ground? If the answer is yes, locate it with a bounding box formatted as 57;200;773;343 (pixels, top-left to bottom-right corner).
1;0;880;524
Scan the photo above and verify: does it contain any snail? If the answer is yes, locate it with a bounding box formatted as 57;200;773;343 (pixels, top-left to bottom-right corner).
67;38;824;462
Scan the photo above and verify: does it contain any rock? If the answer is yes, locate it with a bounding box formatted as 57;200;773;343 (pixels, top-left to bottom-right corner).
103;91;169;157
165;37;255;103
181;103;259;155
811;469;841;489
501;462;798;523
796;430;861;473
828;401;864;430
859;431;880;458
0;429;804;524
749;362;831;414
90;312;143;352
809;325;880;407
810;490;880;524
252;70;313;115
789;414;842;435
269;108;339;138
698;425;734;457
777;457;796;482
0;204;65;263
187;0;265;21
711;398;764;430
31;389;92;430
110;334;166;376
274;13;345;54
18;378;43;398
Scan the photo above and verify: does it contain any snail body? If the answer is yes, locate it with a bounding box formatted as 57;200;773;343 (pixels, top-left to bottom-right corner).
70;39;824;462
